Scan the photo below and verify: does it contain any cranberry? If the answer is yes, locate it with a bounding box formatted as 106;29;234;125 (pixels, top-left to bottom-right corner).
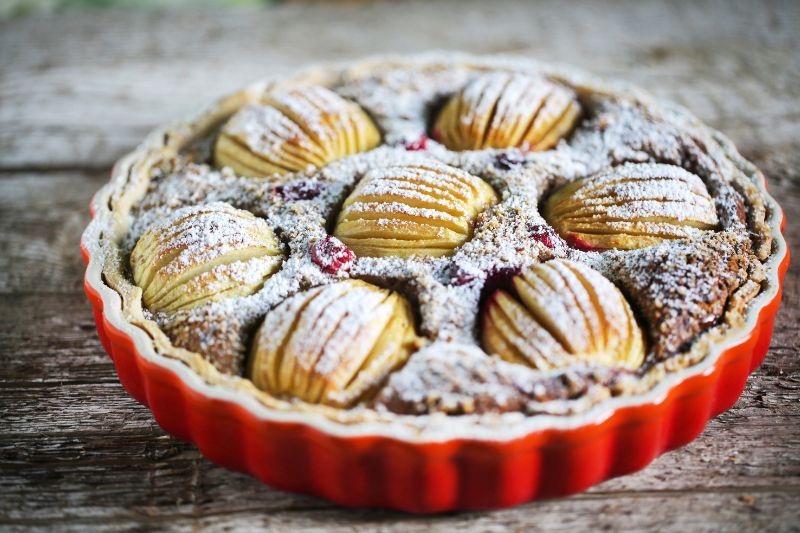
484;265;522;287
450;270;477;286
404;134;429;151
477;264;523;310
528;224;559;249
311;236;355;275
450;264;522;288
272;180;323;201
494;151;525;171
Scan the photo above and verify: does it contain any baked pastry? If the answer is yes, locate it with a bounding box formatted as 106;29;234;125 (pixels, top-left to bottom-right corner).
86;54;782;433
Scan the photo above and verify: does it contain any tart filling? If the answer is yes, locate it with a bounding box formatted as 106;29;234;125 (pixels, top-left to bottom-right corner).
88;55;777;428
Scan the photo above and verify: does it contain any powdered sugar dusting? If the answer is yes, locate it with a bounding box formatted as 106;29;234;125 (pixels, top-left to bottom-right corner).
227;103;319;159
121;60;764;417
147;202;274;274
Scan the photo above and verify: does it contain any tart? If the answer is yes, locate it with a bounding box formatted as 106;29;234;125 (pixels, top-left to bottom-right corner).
81;54;788;511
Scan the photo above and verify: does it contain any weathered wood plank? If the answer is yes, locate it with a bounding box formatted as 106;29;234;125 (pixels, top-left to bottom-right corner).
1;0;798;168
1;268;798;523
1;490;798;531
1;290;798;430
1;0;799;529
0;295;114;386
2;381;798;498
0;171;104;294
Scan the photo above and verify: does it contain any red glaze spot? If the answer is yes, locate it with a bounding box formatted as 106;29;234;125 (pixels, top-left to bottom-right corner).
311;236;355;275
566;234;602;252
404;134;429;151
528;224;559;249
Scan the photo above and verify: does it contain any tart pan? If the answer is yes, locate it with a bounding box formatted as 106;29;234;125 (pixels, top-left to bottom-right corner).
80;56;790;512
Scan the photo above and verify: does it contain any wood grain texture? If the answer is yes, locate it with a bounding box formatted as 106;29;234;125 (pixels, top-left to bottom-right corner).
1;0;798;169
0;0;798;530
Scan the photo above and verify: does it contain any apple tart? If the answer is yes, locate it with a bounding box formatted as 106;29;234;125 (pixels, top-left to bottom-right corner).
86;54;782;432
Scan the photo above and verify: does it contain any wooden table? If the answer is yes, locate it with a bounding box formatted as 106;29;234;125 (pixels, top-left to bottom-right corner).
1;1;798;530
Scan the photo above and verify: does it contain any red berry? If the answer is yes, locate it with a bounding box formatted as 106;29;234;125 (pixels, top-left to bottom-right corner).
494;151;525;170
450;264;521;288
311;236;355;275
484;265;522;286
450;270;477;286
528;224;558;249
404;134;429;151
272;180;323;201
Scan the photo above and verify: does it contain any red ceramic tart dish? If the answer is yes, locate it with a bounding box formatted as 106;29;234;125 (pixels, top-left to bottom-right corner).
81;54;789;512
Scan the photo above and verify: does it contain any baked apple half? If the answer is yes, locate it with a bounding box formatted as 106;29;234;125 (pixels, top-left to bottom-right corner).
249;279;421;407
482;259;645;370
434;72;581;151
333;160;498;257
130;202;284;313
214;85;381;177
544;162;719;250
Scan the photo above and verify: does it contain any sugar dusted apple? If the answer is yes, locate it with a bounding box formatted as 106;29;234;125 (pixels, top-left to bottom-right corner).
333;160;498;257
130;202;283;313
214;85;380;177
544;163;719;250
434;72;581;151
482;259;645;370
248;280;421;407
